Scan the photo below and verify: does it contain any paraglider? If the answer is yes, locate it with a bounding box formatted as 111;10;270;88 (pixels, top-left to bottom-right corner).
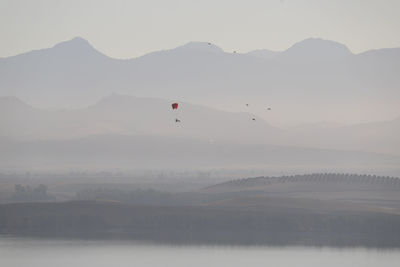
267;107;271;110
171;103;180;123
252;118;256;121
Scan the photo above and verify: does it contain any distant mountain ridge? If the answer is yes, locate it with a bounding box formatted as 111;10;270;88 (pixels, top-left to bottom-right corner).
0;37;399;125
0;94;279;142
1;95;399;155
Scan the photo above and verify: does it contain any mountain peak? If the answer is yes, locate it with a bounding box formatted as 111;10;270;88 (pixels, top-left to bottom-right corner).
69;36;90;43
52;37;96;53
281;37;353;61
292;38;350;50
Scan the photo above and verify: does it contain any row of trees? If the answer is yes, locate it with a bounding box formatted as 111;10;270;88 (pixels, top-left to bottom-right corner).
223;173;400;187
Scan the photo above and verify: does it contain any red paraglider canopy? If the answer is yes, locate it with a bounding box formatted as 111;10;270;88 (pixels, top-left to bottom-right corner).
171;103;179;110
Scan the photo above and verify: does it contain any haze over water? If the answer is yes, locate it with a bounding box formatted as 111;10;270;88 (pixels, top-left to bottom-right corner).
1;238;399;267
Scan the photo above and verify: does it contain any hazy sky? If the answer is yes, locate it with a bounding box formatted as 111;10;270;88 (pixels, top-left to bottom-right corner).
1;0;399;58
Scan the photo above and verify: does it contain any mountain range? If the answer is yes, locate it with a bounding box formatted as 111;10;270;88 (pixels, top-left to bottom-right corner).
1;37;399;125
0;95;399;172
1;94;399;156
0;94;278;142
1;37;399;171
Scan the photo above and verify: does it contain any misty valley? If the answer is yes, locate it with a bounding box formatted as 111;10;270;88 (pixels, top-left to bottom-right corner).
1;7;400;265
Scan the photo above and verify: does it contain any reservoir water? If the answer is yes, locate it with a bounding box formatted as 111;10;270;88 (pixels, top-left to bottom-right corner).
1;237;399;267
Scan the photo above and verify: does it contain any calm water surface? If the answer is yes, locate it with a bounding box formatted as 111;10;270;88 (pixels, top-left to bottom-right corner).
1;237;399;267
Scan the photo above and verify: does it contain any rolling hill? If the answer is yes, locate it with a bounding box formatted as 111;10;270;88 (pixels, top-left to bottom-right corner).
0;94;279;142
